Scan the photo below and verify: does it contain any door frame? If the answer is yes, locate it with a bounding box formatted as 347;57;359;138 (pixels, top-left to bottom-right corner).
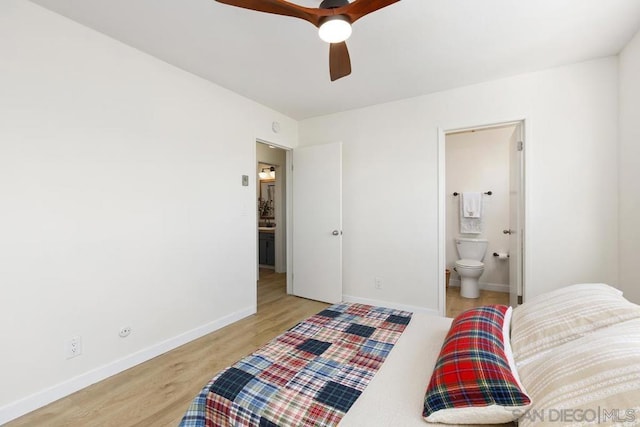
256;139;294;295
437;118;531;316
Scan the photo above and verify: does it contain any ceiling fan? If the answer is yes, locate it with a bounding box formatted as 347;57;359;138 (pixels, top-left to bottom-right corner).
214;0;400;81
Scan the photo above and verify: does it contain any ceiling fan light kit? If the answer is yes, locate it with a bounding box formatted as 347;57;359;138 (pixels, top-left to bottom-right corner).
214;0;401;81
318;16;352;43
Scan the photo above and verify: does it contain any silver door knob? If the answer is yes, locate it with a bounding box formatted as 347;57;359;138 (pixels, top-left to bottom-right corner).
332;230;340;236
503;229;513;235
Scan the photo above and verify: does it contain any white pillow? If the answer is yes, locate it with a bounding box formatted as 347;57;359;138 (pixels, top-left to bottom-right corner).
516;318;640;427
511;283;640;367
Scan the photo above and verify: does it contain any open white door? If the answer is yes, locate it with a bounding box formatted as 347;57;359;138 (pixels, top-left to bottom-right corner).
508;124;524;307
292;142;342;303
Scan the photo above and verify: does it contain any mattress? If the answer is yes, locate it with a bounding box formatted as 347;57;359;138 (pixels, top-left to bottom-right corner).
340;312;452;426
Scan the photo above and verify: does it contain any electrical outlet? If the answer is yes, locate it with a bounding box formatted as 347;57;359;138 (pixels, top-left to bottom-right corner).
119;326;131;338
65;336;82;359
374;277;383;290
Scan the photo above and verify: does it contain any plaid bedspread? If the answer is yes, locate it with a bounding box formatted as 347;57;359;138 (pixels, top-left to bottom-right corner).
180;303;412;427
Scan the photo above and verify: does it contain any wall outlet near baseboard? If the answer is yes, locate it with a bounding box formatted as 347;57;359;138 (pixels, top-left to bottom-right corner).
65;336;82;359
374;277;383;290
119;326;132;338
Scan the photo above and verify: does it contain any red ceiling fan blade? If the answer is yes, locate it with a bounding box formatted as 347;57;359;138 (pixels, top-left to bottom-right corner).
341;0;400;23
215;0;326;26
329;41;352;81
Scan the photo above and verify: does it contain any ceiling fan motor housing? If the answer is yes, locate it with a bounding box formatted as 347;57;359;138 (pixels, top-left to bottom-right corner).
319;0;350;10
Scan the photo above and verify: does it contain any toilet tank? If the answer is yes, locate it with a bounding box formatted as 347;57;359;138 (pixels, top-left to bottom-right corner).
455;238;488;261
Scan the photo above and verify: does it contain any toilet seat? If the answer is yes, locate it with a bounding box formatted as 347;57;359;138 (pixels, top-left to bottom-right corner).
455;259;484;269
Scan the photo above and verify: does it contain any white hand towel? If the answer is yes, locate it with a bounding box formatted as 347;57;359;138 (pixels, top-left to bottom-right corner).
462;192;482;218
459;194;483;234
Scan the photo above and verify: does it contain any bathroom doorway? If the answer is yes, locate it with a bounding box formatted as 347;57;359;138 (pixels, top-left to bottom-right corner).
439;121;526;317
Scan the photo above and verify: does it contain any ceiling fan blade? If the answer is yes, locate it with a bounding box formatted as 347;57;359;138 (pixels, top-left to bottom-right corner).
215;0;324;26
329;41;352;81
341;0;400;23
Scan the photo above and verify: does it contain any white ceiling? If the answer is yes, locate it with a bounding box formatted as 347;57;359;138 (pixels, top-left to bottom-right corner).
29;0;640;120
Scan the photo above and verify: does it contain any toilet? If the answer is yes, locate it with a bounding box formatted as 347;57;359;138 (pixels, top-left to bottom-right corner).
454;238;488;299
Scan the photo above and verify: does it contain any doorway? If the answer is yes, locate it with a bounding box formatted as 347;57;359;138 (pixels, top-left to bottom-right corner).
439;121;525;317
256;142;288;304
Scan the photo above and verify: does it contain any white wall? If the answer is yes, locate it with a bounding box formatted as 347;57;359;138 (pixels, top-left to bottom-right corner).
445;126;515;291
300;57;619;313
619;28;640;304
0;0;297;422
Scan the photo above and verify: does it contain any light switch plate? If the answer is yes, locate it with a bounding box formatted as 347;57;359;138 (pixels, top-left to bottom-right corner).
242;175;249;186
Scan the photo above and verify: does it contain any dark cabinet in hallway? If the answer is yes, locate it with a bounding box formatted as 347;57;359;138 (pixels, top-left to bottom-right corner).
259;232;275;266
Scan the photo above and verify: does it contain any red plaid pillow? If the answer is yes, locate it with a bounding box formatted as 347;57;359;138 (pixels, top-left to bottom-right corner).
423;305;531;424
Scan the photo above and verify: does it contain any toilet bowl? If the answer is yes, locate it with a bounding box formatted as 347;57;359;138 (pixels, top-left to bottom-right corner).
454;259;484;298
454;238;488;299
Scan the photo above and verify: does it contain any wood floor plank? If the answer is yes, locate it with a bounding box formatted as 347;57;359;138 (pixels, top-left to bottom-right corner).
446;286;509;318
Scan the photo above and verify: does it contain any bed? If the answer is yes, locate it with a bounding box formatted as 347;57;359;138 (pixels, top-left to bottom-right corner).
180;284;640;426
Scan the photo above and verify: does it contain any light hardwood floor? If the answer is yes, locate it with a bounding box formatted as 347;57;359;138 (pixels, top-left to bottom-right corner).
7;269;328;427
446;286;509;318
8;273;507;426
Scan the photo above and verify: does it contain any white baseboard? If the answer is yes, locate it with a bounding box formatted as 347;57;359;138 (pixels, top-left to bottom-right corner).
0;306;255;425
342;295;440;316
448;279;509;293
